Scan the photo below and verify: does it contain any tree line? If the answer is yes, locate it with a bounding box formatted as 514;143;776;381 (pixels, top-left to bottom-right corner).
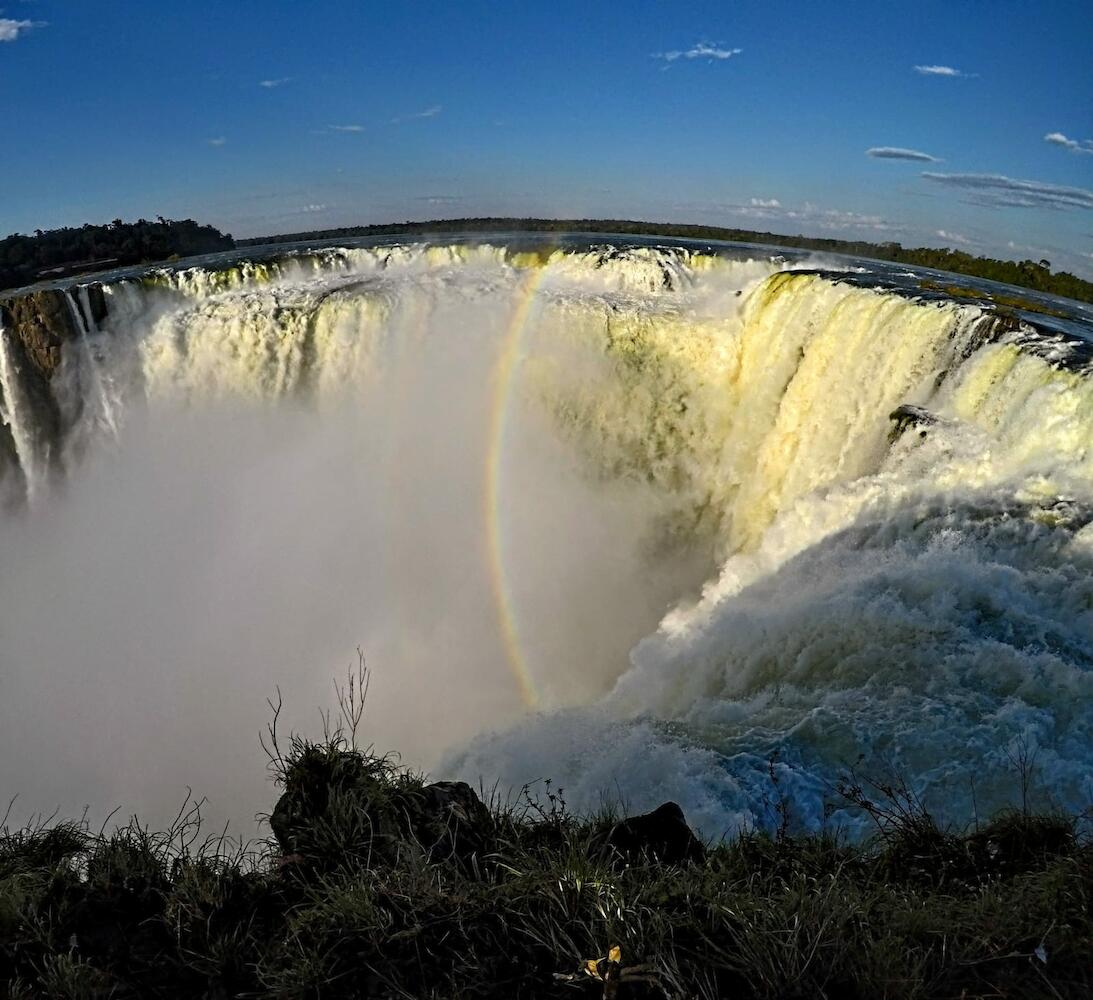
240;217;1093;304
4;215;1089;304
0;218;234;291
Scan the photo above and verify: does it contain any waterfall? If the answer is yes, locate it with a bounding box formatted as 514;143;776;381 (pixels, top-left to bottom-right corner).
65;286;120;440
0;322;45;503
1;241;1091;834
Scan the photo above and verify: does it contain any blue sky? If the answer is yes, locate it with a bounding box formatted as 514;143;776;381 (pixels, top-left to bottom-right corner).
2;0;1091;275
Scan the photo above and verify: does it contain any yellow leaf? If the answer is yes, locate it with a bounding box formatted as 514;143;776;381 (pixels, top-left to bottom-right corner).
585;960;602;979
608;945;622;964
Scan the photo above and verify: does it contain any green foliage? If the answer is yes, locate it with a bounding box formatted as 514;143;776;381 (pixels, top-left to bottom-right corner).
0;218;234;291
1;739;1091;999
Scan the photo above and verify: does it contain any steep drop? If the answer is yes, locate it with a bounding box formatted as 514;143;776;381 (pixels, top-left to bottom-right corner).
0;241;1090;835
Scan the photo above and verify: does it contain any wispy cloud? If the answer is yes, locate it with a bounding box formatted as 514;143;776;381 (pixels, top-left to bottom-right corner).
867;146;941;163
330;124;365;132
415;195;464;206
653;42;742;63
298;204;327;213
699;198;898;234
259;77;291;88
1044;131;1093;155
922;172;1093;211
392;105;442;123
0;17;44;42
914;64;975;78
936;228;973;245
1006;239;1054;260
207;137;227;147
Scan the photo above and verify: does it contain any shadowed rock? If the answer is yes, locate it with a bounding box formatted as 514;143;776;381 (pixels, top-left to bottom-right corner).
603;802;705;865
268;746;495;870
400;780;496;864
889;403;938;442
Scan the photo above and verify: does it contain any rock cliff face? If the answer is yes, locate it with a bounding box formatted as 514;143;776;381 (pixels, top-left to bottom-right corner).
0;285;107;496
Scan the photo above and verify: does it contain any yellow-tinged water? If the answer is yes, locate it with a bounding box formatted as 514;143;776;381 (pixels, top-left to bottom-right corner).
2;242;1093;837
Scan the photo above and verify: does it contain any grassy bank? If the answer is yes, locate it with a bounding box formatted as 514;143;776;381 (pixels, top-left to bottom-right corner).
2;717;1090;1000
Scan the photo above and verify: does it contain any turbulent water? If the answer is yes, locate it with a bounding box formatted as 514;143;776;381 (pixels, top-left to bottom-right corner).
1;240;1092;838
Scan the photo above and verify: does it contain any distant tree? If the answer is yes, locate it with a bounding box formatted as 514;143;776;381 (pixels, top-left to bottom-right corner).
235;217;1093;304
0;218;235;291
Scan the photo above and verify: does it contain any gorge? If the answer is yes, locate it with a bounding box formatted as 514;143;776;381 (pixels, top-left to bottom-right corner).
2;237;1091;838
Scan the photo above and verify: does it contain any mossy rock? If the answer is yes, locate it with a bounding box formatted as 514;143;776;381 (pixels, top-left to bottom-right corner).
269;745;495;870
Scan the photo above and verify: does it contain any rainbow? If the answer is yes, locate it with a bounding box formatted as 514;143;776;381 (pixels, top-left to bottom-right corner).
484;258;552;710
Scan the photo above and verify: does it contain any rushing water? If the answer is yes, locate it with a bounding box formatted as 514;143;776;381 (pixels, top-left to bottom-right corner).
1;239;1091;837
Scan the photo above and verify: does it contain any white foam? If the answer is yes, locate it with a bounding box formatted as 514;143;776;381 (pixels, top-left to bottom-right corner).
2;246;1091;836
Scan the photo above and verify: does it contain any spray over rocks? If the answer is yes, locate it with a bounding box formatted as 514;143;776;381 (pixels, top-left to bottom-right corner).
1;240;1091;837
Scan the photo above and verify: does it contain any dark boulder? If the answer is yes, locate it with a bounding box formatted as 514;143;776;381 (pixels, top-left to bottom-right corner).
398;780;496;863
888;403;938;443
966;812;1075;877
602;802;704;865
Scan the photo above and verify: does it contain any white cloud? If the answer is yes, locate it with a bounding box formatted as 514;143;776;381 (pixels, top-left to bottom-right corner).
866;146;941;163
330;124;365;132
207;137;227;147
936;229;972;245
701;198;898;234
913;64;974;78
1006;239;1054;259
922;172;1093;211
393;105;442;123
299;204;327;213
1044;131;1093;155
653;42;742;62
259;77;292;88
0;18;43;42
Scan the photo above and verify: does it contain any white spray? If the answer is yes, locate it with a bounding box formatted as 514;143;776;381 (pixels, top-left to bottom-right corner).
1;244;1090;839
0;323;45;504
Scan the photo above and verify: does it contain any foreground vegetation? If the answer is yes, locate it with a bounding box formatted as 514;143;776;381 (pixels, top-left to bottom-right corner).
241;217;1093;305
2;675;1090;1000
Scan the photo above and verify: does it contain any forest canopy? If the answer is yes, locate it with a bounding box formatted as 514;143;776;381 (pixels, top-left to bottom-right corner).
0;218;234;291
3;215;1090;305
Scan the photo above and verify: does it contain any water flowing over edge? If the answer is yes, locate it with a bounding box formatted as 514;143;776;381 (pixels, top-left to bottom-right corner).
1;240;1092;838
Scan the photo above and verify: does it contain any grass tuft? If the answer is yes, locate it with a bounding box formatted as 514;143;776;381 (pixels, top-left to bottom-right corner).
2;699;1091;997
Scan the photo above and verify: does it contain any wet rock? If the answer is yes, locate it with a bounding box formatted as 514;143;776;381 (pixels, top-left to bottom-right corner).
603;802;705;865
888;403;938;442
0;294;74;490
0;289;80;380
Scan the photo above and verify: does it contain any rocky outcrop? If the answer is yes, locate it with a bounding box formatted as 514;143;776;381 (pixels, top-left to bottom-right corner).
0;285;107;493
888;403;938;443
1;289;78;381
268;745;496;870
601;802;706;865
268;743;712;876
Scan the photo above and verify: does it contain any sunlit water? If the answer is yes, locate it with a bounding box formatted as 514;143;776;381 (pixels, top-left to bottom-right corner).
1;238;1091;839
